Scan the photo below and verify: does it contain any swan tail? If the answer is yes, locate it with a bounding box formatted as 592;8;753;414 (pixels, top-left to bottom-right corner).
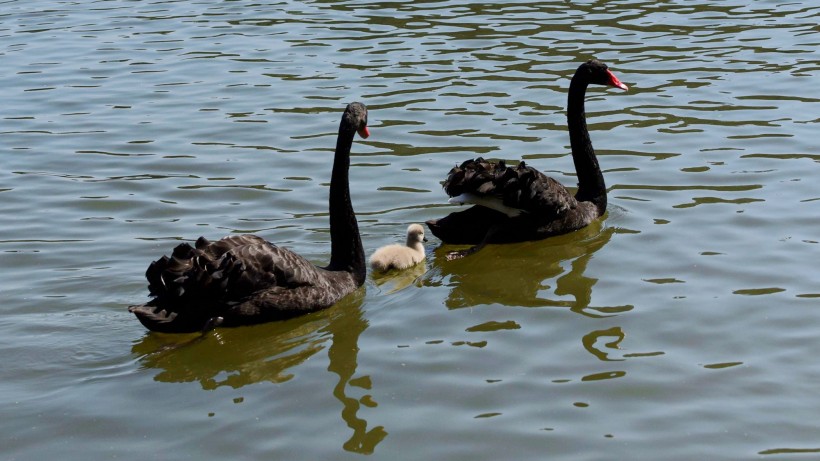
133;235;279;332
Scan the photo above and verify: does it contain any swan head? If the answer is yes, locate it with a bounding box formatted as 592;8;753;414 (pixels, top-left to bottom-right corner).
344;102;370;139
407;223;427;244
582;59;629;91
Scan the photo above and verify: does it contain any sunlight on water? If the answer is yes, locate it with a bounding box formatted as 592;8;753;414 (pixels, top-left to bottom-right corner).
1;1;819;459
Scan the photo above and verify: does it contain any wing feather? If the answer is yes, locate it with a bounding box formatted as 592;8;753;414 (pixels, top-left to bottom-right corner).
443;157;577;218
131;234;334;332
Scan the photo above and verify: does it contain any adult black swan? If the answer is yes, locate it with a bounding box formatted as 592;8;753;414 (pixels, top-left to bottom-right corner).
425;60;628;259
129;102;370;333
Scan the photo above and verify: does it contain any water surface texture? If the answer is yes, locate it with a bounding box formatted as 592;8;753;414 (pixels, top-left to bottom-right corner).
2;1;820;459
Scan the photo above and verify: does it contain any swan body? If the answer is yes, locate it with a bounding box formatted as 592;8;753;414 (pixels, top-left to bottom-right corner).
369;224;427;272
426;60;628;258
129;102;370;333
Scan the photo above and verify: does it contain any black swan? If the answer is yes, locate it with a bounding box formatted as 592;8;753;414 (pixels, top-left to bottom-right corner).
369;224;427;272
129;102;370;333
425;60;628;259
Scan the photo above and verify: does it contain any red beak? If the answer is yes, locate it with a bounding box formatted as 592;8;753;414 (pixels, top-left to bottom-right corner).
606;69;629;91
358;126;370;139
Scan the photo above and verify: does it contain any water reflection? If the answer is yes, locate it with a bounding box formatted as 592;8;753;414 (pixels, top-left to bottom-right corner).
370;262;427;295
425;219;632;317
131;289;386;454
325;295;388;454
582;326;626;362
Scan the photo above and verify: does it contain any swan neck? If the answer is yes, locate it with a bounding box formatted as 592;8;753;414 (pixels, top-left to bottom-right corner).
567;74;606;212
327;125;365;283
406;239;424;252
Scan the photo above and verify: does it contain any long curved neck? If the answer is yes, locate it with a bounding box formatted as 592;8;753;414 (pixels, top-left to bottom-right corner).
326;124;365;284
567;72;606;213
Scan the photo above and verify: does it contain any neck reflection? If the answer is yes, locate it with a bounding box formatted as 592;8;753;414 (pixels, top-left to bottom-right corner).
131;287;387;454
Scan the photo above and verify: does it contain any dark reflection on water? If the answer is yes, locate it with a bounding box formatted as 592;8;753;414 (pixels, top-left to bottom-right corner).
425;219;632;317
583;326;626;362
131;289;386;454
132;314;330;388
325;295;388;454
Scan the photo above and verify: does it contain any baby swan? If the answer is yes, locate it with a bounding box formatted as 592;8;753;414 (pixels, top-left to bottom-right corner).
370;224;427;273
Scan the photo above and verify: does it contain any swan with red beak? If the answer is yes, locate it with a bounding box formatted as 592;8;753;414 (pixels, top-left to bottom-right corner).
426;60;630;259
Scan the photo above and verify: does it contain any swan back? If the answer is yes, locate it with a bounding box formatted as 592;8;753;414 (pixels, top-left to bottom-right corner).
444;157;577;219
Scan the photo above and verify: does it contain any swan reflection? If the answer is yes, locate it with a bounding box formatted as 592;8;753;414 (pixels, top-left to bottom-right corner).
131;289;386;454
426;219;632;318
582;326;626;362
370;261;427;295
425;220;655;378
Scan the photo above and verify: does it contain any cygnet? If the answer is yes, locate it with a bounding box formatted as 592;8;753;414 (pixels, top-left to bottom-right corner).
369;224;427;272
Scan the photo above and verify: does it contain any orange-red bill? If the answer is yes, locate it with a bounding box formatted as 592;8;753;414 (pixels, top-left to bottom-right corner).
606;70;629;91
358;126;370;139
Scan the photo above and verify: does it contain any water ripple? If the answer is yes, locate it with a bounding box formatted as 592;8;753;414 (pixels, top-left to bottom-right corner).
2;0;820;459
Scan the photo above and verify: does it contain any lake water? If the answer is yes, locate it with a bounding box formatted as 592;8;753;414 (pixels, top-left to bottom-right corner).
2;1;819;459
